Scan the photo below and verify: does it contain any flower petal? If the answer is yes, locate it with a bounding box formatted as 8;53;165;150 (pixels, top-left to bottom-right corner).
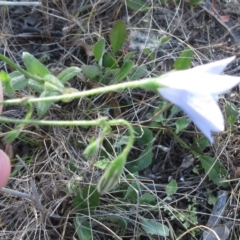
190;56;235;74
159;72;240;95
159;88;224;142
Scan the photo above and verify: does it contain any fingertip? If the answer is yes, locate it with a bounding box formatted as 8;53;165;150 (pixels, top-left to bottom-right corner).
0;150;11;189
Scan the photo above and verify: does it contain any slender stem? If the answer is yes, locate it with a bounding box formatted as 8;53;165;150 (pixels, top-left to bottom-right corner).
1;187;32;199
0;117;108;126
0;77;162;105
0;2;41;6
0;53;42;82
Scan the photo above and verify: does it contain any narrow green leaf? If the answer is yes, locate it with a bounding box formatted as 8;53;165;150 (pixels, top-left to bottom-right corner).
110;20;127;54
94;158;109;170
22;52;50;77
124;181;142;202
199;156;230;188
57;66;82;84
166;180;178;196
228;115;237;126
0;70;11;82
126;0;149;11
175;117;190;134
124;52;135;62
139;216;169;237
0;70;14;96
73;186;100;212
37;91;58;117
136;146;153;172
103;52;117;68
160;36;171;45
28;79;44;93
116;60;134;82
225;101;238;118
93;39;105;66
82;65;101;79
4;129;20;143
129;65;146;80
191;137;209;152
126;127;153;172
139;193;156;204
9;71;28;90
43;74;64;93
134;126;153;144
74;216;92;240
105;215;127;233
174;47;193;70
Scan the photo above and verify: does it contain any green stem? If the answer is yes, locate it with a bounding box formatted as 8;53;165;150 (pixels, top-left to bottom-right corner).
0;116;108;127
0;53;42;82
0;77;162;105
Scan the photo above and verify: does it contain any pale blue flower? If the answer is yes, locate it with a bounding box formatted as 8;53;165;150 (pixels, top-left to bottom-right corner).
158;57;240;142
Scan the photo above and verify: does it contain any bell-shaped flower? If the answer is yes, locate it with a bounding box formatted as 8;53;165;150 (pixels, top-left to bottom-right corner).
158;57;240;142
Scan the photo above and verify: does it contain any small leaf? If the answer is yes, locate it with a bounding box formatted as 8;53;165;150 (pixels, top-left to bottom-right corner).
133;126;153;144
94;158;109;170
124;181;142;202
110;20;127;54
126;0;149;11
0;70;14;96
9;71;28;90
175;117;190;134
105;215;127;233
74;216;92;240
22;52;50;77
166;180;178;196
174;47;193;70
28;79;44;93
139;193;156;204
125;128;153;173
103;52;117;68
37;91;58;117
57;66;82;84
191;137;210;152
43;74;64;93
4;129;20;143
139;216;169;237
0;70;11;82
227;115;237;126
93;39;105;66
199;156;229;188
116;60;134;82
124;52;135;62
129;65;146;80
160;36;171;45
82;65;101;79
225;101;238;118
73;186;100;212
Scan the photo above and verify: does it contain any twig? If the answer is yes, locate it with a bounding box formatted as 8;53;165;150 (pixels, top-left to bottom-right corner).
0;1;41;6
1;187;32;199
15;155;45;214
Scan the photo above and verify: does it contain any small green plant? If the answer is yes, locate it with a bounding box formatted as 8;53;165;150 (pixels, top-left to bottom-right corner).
82;20;147;85
1;52;81;117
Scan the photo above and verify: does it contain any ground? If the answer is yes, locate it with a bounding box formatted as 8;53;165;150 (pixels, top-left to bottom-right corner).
0;0;240;239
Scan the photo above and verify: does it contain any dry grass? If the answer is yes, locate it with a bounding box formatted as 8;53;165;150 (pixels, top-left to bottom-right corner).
0;0;240;239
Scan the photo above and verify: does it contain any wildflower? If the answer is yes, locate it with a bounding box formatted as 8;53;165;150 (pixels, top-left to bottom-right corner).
158;57;240;142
